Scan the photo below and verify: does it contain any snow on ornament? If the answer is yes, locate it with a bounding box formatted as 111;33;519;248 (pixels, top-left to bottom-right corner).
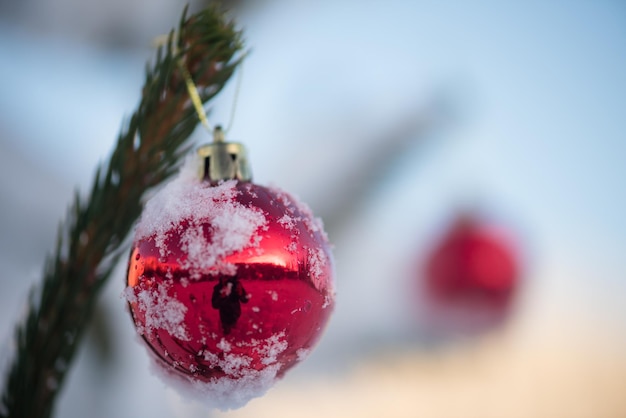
125;128;335;409
420;213;520;336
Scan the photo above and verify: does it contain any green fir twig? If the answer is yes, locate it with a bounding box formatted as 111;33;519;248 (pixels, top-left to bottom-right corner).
0;6;244;418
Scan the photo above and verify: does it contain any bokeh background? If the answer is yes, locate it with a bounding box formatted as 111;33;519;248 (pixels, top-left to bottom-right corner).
1;1;626;417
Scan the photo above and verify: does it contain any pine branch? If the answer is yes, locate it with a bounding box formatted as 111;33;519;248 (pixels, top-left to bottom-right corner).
0;6;244;418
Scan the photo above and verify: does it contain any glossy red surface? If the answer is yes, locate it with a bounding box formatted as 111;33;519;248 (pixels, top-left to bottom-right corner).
424;216;519;323
127;182;334;382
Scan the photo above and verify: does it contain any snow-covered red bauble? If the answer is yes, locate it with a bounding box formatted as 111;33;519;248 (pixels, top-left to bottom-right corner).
421;214;520;334
125;133;335;409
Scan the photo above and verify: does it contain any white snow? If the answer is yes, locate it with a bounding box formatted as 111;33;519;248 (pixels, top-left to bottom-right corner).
216;338;232;352
125;282;190;342
269;186;329;242
256;333;289;365
286;241;298;253
151;332;289;410
296;348;311;361
277;213;297;230
322;294;333;309
307;247;327;290
221;353;253;375
134;157;268;277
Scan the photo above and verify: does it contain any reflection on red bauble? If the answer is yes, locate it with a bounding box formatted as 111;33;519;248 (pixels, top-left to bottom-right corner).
422;215;520;333
125;165;334;408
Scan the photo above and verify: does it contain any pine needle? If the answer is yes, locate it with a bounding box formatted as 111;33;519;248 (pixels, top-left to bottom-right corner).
0;6;244;418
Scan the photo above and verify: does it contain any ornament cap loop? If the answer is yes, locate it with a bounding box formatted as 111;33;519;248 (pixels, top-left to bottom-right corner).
197;126;252;183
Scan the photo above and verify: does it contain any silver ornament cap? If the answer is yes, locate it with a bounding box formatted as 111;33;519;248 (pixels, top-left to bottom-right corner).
196;126;252;183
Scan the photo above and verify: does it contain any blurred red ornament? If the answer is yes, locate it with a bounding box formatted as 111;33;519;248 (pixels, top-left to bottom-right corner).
422;215;520;332
125;132;335;408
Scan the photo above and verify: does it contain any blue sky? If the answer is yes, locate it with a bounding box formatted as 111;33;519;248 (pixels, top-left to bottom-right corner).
1;0;624;325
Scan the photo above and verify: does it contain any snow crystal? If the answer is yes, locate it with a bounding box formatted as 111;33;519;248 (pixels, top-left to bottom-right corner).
151;332;289;410
201;349;219;364
134;157;268;276
221;353;253;375
307;247;327;289
270;187;296;214
296;348;310;361
269;186;329;242
179;225;235;277
286;240;298;253
127;282;190;341
277;213;297;230
322;294;333;309
216;338;232;352
255;332;288;365
122;286;136;303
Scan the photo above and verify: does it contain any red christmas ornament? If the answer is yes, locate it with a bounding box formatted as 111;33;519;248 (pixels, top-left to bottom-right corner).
125;129;335;408
422;214;519;333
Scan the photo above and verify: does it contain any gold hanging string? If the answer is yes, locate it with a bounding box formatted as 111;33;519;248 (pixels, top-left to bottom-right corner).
153;33;212;134
177;60;213;134
153;34;245;136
